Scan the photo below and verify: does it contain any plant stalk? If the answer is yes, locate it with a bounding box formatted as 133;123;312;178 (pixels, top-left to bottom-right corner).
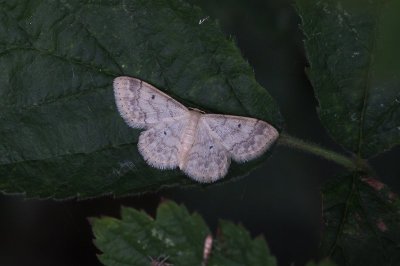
278;133;358;170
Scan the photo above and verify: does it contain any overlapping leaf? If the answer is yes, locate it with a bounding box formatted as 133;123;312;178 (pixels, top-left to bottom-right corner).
297;0;400;158
0;0;281;198
321;175;400;266
92;200;277;266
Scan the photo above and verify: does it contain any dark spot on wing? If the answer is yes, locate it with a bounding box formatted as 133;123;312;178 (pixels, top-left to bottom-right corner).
209;145;213;149
238;123;241;128
151;95;155;99
164;131;167;135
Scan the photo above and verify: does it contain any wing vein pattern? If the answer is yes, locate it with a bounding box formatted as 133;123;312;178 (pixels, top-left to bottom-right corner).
182;119;230;182
202;114;279;162
114;76;188;128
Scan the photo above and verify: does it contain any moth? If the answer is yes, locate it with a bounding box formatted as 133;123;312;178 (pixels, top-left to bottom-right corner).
113;76;278;182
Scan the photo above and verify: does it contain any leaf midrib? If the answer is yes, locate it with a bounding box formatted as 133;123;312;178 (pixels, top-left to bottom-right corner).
356;3;386;158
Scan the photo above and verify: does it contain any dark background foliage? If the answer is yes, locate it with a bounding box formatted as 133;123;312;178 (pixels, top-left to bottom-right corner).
0;0;398;265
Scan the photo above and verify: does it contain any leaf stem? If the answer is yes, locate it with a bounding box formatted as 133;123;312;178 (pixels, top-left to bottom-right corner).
278;133;358;170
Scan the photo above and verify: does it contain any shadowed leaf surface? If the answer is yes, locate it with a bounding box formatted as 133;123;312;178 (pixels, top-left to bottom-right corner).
321;175;400;266
297;0;400;158
0;0;281;198
92;200;277;266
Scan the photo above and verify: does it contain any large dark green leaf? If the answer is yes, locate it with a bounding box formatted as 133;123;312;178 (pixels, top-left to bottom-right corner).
91;200;277;266
297;0;400;158
321;175;400;266
0;0;281;198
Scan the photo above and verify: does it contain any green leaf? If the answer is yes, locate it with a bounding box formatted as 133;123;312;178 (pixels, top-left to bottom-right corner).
320;175;400;266
91;200;277;266
0;0;281;198
297;0;400;158
209;220;277;266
